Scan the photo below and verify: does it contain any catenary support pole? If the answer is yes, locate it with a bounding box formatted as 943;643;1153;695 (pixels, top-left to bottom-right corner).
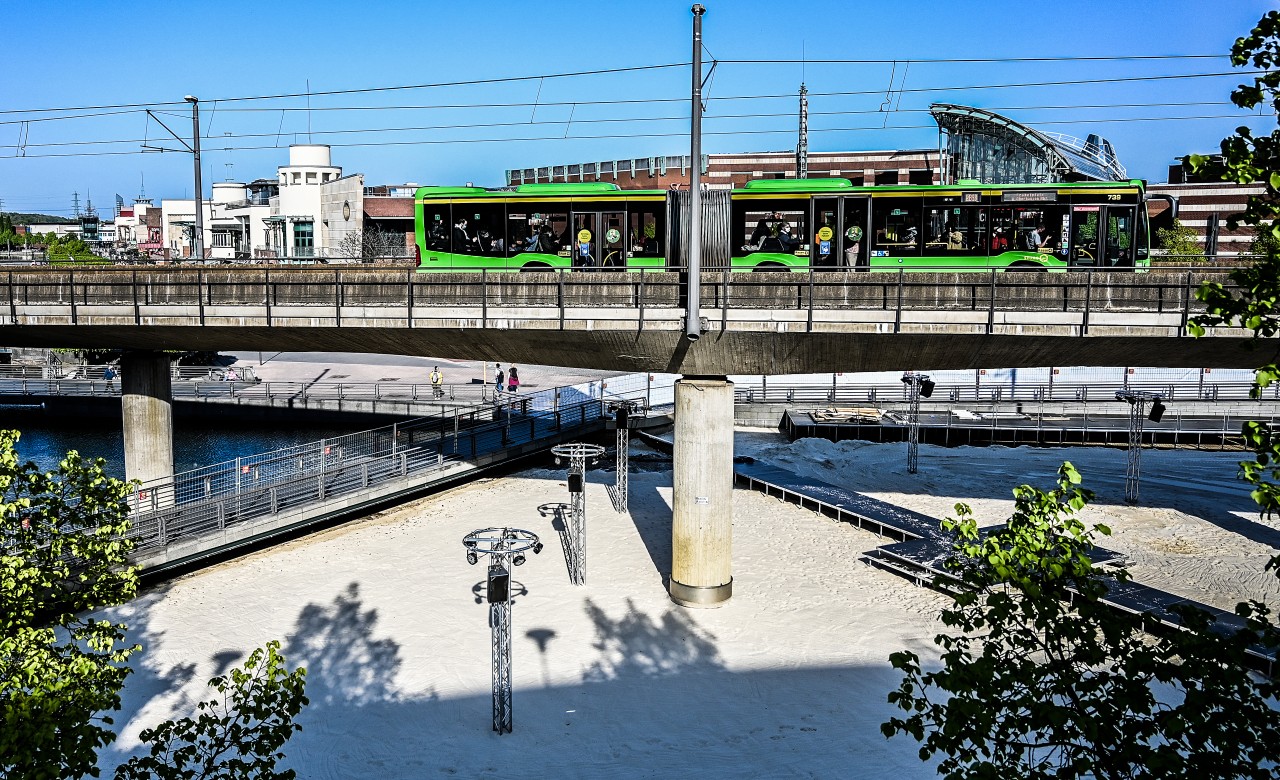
185;96;204;262
685;4;705;342
670;376;733;607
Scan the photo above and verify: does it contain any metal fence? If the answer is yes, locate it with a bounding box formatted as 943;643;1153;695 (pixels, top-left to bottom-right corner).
733;379;1280;406
125;373;673;555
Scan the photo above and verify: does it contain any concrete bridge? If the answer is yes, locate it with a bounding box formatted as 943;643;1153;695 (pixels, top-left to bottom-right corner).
0;267;1264;374
3;265;1267;610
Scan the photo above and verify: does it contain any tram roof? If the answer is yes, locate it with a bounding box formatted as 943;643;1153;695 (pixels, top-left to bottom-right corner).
733;178;1145;195
415;182;666;200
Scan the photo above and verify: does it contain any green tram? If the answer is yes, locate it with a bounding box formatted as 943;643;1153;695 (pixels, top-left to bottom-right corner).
414;178;1152;272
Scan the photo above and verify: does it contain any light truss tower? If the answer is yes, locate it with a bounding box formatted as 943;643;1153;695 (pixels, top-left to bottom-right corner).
551;442;604;585
901;372;935;474
1115;390;1168;504
462;527;543;734
607;400;646;513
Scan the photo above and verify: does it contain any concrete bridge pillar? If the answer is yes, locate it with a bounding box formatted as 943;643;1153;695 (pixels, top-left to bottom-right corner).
669;376;733;608
121;350;174;488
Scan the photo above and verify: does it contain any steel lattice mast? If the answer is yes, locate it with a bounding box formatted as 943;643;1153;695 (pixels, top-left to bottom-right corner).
901;373;933;474
462;527;543;734
552;442;604;585
1115;390;1167;504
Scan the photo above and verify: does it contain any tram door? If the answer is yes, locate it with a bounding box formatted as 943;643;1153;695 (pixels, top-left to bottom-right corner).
1070;206;1101;267
1103;207;1135;267
570;211;627;268
812;198;839;268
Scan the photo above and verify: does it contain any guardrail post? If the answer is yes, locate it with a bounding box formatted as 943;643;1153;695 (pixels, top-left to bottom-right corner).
132;270;140;325
7;271;16;325
806;268;814;332
1082;271;1093;336
893;269;904;333
481;268;488;328
362;463;369;488
68;269;77;324
392;421;398;455
264;269;272;326
558;268;565;330
334;269;342;326
638;267;647;332
986;269;997;335
270;488;278;514
400;452;407;475
319;438;326;498
197;268;205;325
1180;270;1193;337
406;268;414;328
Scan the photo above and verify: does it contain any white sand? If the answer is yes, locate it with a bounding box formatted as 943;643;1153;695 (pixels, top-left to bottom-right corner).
97;432;1279;777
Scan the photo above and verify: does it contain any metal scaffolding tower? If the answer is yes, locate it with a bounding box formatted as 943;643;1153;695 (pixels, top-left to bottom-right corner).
901;373;935;474
551;442;604;585
462;527;543;734
607;400;646;513
1115;390;1168;504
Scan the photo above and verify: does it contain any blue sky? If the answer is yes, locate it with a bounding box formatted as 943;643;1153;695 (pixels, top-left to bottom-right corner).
1;0;1276;216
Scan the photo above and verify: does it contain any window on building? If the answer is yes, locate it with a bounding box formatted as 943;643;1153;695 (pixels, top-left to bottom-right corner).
871;198;922;257
908;169;934;185
306;172;317;185
874;170;899;186
211;231;233;248
292;173;301;185
293;221;314;257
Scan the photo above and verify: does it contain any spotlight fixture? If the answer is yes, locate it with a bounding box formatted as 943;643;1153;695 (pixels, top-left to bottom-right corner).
1148;400;1166;423
466;550;479;565
532;542;544;555
464;538;478;548
920;379;936;398
513;553;526;567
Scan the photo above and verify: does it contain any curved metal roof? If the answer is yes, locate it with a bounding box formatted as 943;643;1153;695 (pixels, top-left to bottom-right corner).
930;103;1126;182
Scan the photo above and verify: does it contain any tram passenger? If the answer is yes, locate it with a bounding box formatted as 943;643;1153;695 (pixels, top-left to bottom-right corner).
1026;222;1045;251
452;217;475;253
947;223;966;251
428;215;448;250
991;228;1009;253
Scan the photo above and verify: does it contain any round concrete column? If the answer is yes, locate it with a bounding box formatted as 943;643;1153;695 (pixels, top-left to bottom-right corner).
669;376;733;608
121;350;174;488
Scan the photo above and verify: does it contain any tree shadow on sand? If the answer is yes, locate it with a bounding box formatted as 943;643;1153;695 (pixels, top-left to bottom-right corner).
581;597;721;682
284;581;406;707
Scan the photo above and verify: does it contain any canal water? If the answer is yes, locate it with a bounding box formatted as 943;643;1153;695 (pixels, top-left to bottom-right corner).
3;407;374;480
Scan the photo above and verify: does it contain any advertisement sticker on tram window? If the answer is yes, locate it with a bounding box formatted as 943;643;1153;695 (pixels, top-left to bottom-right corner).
819;240;831;254
817;226;833;242
846;226;864;241
577;229;592;243
605;228;621;243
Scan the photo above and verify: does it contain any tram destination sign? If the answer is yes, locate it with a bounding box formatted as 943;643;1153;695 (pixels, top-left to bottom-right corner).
1001;190;1058;203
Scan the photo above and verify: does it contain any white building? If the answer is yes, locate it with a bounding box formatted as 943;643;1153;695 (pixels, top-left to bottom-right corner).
266;144;343;258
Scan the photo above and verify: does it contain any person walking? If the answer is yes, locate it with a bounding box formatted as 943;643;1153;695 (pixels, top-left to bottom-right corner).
494;364;505;398
429;366;445;399
103;365;116;391
507;365;520;394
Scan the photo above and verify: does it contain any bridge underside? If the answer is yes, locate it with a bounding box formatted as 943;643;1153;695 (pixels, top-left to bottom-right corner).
0;324;1265;374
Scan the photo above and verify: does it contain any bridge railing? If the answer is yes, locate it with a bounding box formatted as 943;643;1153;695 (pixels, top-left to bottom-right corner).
733;379;1280;406
125;373;671;555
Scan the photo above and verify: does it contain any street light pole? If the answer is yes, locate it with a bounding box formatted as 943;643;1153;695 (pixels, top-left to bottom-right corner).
185;96;205;262
685;4;706;343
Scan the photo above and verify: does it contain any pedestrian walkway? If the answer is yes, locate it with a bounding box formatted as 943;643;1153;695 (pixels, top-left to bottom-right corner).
131;374;670;576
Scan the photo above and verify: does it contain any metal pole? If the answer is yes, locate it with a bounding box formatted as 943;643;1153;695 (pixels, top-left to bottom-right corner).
797;83;808;178
685;3;706;342
185;96;205;262
490;558;513;734
907;378;921;474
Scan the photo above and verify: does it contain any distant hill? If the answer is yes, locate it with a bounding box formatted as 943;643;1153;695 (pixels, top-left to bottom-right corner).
6;213;77;225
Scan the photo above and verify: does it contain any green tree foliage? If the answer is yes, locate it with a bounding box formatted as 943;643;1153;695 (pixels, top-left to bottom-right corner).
1154;218;1202;259
0;429;140;780
114;641;308;780
883;464;1280;779
1192;9;1280;517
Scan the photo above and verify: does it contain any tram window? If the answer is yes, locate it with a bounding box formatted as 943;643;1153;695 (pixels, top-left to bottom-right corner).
509;204;569;256
871;199;921;257
627;204;663;258
457;203;504;256
1105;208;1135;267
424;208;449;251
1010;205;1069;258
924;206;986;256
735;198;808;255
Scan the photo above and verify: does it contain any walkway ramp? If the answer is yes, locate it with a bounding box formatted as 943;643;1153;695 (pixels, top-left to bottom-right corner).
130;377;666;576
